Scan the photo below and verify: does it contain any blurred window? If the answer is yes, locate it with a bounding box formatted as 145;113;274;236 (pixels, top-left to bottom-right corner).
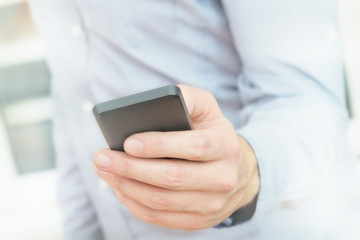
0;1;54;175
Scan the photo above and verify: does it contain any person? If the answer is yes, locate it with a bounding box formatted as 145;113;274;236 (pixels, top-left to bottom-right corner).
29;0;359;239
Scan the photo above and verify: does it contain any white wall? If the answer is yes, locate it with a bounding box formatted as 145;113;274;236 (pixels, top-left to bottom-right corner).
340;0;360;158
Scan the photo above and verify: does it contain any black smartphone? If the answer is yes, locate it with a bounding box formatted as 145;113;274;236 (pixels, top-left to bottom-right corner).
92;85;193;151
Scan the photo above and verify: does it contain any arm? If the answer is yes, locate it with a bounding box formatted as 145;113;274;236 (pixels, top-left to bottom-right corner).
92;0;350;231
222;0;349;215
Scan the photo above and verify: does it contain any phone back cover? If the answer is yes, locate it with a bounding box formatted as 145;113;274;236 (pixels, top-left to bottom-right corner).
93;86;192;151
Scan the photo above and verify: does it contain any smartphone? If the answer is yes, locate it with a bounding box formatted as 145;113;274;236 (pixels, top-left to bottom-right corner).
92;85;193;151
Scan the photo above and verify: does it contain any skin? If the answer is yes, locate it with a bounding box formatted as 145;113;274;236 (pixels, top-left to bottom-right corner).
93;84;260;230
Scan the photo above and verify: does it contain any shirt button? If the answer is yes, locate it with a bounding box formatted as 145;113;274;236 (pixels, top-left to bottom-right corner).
327;28;338;42
222;217;233;227
82;100;94;113
70;25;84;38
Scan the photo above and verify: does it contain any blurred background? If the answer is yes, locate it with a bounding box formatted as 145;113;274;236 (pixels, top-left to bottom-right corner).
0;0;61;239
0;0;359;239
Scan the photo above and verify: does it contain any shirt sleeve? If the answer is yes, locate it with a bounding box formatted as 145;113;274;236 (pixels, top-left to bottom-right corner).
53;99;104;240
222;0;351;216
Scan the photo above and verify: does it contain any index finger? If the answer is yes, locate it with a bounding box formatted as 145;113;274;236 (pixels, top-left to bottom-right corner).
124;129;227;161
93;149;235;192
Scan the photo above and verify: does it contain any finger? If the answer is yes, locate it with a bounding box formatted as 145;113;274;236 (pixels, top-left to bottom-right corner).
112;190;220;230
176;84;223;127
124;129;233;161
93;170;227;215
93;149;239;192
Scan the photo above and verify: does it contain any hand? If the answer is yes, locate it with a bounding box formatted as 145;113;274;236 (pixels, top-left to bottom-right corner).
93;84;259;230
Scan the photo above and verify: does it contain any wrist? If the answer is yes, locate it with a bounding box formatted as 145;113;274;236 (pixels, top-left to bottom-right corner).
218;135;260;228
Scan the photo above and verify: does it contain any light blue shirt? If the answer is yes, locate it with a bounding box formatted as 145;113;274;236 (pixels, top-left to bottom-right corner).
29;0;359;239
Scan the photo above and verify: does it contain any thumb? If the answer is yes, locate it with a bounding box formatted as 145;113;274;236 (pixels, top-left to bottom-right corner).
177;84;223;128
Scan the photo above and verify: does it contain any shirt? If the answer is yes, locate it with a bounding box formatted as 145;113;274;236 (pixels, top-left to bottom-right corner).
29;0;360;239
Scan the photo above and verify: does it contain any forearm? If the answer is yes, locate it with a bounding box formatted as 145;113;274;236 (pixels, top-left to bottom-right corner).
237;95;349;215
222;0;348;216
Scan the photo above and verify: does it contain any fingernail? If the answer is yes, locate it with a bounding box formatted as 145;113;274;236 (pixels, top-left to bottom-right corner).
126;139;143;154
95;153;111;168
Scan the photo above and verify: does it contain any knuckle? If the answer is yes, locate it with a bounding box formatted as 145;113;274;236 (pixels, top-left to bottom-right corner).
217;174;238;193
147;191;169;210
140;209;158;224
163;166;185;189
204;199;226;214
190;133;211;160
114;181;122;192
151;135;166;154
113;177;126;192
119;157;131;177
227;137;241;157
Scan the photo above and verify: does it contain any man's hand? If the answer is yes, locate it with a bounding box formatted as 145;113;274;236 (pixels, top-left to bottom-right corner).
93;84;259;230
